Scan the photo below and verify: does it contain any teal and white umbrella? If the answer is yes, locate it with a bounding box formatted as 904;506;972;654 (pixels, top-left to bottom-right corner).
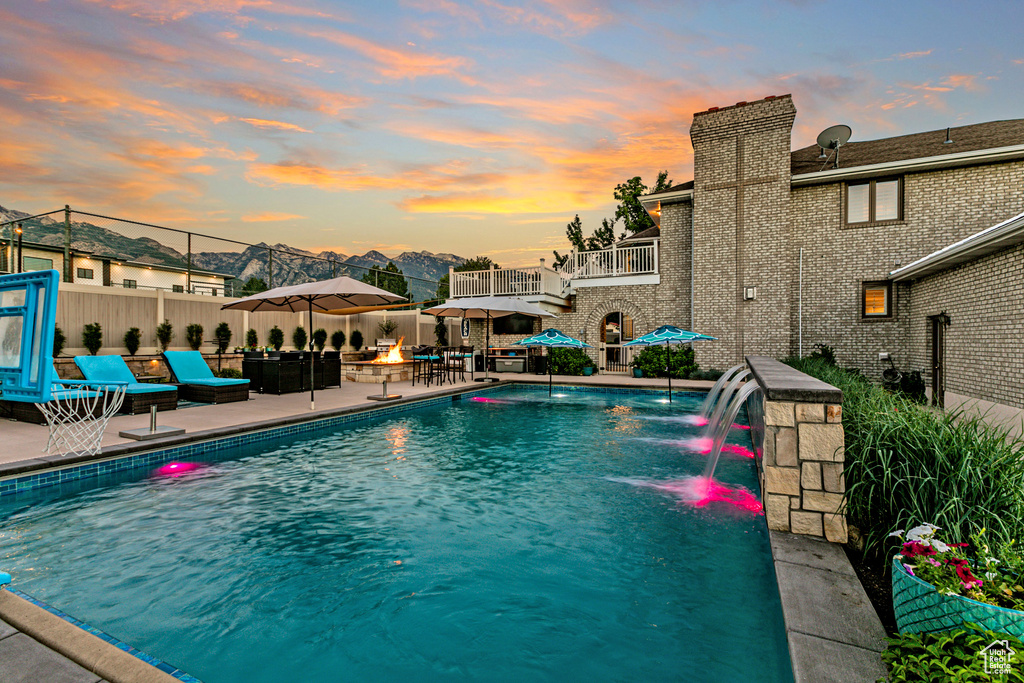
622;325;716;402
516;328;591;395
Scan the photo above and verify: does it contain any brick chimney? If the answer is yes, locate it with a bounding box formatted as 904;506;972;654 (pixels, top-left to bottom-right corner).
689;95;797;368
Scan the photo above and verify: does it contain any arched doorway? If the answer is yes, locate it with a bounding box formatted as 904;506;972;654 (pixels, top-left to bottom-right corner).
600;312;634;372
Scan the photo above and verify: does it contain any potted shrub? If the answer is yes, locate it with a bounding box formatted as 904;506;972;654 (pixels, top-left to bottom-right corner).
268;326;284;351
312;328;327;352
215;322;232;354
351;330;363;351
331;330;346;351
186;324;204;351
293;326;308;351
156;319;173;351
245;328;259;350
632;366;643;378
123;327;142;356
890;524;1024;637
82;322;102;355
53;325;66;357
377;318;398;341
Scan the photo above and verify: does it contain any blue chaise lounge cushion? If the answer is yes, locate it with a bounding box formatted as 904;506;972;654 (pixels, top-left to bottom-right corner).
163;351;249;387
74;355;176;395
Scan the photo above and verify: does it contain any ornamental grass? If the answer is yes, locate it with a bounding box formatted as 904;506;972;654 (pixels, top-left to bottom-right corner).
786;358;1024;561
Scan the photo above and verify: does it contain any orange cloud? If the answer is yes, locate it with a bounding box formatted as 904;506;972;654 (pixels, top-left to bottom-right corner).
238;117;313;133
241;212;306;222
897;50;933;59
942;74;982;91
85;0;347;23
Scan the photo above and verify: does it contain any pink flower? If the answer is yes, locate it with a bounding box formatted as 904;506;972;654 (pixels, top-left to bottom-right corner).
903;563;915;576
901;541;937;558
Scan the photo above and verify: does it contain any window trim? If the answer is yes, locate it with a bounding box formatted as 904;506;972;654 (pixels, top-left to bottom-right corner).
846;177;903;225
861;281;893;319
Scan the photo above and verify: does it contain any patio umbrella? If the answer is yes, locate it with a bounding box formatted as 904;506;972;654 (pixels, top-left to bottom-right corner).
222;276;406;410
515;328;591;396
422;296;556;382
622;325;716;403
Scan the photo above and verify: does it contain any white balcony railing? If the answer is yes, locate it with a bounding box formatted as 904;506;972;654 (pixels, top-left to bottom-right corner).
559;241;658;280
450;265;569;298
449;240;658;299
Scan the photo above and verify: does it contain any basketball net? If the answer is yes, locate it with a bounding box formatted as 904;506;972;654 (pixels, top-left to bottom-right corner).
35;381;127;457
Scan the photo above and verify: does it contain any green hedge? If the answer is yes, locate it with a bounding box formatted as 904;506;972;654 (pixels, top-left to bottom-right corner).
880;624;1024;682
629;345;697;379
548;348;596;375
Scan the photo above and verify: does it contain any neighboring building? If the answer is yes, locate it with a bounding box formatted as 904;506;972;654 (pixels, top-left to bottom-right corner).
452;94;1024;425
0;240;234;295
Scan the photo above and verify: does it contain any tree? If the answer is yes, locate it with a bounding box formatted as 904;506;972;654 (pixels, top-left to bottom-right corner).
245;328;259;349
435;317;448;346
330;330;346;351
362;262;410;300
240;277;268;296
553;171;672;266
53;325;66;357
268;326;284;351
312;328;327;352
434;256;499;301
350;329;363;350
293;326;307;350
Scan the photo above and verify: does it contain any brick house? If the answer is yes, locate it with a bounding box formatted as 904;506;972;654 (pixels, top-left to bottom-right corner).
450;94;1024;429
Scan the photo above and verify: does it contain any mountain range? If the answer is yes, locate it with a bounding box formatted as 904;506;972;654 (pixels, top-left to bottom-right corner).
0;206;465;300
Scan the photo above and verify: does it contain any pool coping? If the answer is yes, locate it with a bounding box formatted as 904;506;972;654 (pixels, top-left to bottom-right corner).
1;380;884;681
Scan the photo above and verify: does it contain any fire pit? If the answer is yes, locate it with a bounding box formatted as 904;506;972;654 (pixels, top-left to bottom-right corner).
341;337;413;383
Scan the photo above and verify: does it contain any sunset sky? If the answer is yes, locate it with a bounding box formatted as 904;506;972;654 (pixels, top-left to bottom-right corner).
2;0;1022;266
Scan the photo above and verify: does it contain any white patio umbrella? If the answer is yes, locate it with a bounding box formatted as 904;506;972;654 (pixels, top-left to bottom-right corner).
422;296;556;382
223;276;406;409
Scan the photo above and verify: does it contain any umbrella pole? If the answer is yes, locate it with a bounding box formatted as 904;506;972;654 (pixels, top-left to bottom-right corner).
309;301;315;411
549;353;552;396
667;343;672;403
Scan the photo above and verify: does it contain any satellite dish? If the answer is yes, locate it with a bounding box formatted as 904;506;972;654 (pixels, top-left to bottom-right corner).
816;124;852;168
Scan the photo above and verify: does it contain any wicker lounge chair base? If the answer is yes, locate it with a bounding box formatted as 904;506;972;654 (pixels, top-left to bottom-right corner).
122;390;179;415
178;383;249;404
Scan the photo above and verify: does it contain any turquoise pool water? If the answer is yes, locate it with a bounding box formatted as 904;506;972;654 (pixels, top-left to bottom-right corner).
0;387;792;682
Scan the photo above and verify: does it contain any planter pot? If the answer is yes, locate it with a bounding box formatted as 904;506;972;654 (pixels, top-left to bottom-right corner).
891;557;1024;636
582;367;594;376
632;368;643;378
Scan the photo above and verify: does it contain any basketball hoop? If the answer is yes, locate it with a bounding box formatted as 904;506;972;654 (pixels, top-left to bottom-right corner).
35;380;127;457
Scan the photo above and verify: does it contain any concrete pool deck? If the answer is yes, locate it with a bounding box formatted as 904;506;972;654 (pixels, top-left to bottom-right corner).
0;372;887;682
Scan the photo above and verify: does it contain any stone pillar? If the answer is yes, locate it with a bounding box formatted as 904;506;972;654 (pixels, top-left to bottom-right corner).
748;355;847;543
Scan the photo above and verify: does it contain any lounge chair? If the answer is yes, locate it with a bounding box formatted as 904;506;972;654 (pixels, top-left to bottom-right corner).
74;355;178;415
162;351;250;404
0;369;107;424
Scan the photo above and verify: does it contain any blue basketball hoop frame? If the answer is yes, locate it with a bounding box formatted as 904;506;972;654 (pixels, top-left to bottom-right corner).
0;269;59;403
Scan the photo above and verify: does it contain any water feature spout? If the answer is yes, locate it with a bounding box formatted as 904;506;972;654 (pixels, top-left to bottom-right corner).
704;369;751;436
699;364;745;418
702;382;762;481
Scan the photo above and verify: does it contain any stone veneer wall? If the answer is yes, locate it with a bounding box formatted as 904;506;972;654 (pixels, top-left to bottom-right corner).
903;242;1024;410
747;355;847;543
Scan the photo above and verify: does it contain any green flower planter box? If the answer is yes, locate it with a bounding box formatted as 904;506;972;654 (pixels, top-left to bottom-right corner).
892;557;1024;637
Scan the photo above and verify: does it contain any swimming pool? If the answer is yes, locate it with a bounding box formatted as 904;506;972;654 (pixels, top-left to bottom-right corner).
0;386;792;682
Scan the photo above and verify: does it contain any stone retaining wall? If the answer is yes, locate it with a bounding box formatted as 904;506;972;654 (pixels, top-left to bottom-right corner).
747;355;847;543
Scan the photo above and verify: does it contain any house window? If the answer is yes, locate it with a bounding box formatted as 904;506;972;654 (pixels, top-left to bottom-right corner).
23;256;53;272
123;279;137;289
847;178;901;224
862;281;892;318
172;284;184;293
76;267;94;279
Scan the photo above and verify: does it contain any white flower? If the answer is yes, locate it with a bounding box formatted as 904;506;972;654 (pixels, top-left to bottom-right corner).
889;530;905;538
906;523;940;542
986;572;998;581
987;557;1000;565
931;540;950;553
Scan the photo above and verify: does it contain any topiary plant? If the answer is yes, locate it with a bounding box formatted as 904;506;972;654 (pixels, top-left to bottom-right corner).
435;316;448;346
245;328;259;350
156;319;173;351
312;328;327;352
186;323;204;351
82;322;103;355
350;329;363;350
53;325;66;358
123;327;141;356
268;326;284;351
330;330;345;351
214;322;232;354
293;326;307;350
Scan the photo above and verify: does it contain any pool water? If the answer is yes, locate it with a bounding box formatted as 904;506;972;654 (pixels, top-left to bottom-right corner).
0;388;792;682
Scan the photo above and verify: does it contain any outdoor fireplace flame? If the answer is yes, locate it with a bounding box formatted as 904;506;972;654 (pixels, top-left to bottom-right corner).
372;337;406;364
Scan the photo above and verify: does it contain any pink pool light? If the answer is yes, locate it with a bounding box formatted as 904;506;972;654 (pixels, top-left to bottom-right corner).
155;462;204;477
609;476;762;514
470;397;510;404
721;443;755;458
